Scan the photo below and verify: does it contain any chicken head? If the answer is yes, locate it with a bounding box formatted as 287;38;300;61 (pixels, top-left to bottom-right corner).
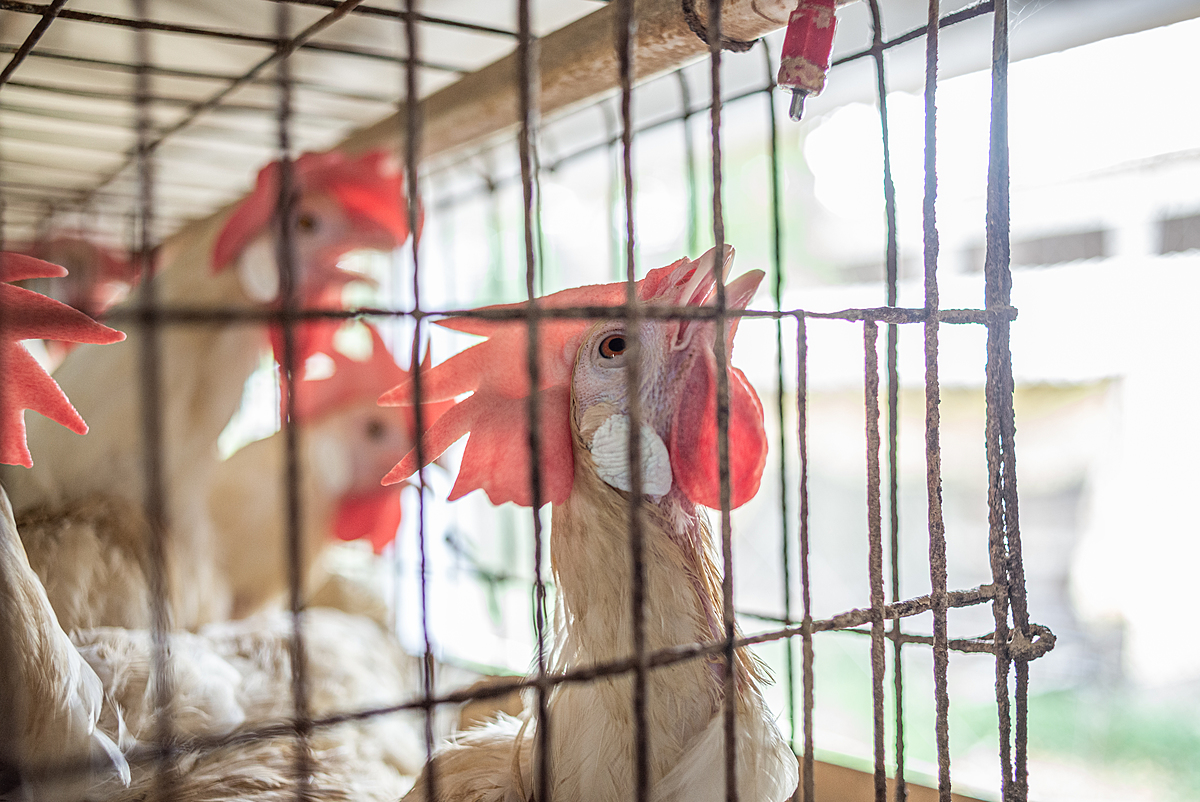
570;245;767;510
293;320;451;553
212;149;416;307
383;245;768;512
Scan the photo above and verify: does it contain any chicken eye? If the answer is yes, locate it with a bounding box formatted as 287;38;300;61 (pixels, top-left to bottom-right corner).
365;418;387;442
296;213;319;233
598;334;627;360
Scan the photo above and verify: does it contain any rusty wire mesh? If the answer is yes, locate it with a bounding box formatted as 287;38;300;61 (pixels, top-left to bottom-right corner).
0;1;1054;801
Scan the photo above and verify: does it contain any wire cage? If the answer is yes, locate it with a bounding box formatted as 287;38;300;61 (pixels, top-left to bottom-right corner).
0;1;1056;801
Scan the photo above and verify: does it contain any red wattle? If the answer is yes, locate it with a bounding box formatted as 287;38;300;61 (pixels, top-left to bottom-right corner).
334;491;403;554
669;354;768;511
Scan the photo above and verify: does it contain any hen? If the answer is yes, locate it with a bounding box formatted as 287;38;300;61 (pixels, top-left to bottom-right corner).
1;252;130;797
387;246;798;802
210;319;450;619
0;255;442;800
3;150;414;632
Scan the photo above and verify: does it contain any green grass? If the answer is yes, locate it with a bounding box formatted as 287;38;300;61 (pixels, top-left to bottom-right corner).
1027;688;1200;800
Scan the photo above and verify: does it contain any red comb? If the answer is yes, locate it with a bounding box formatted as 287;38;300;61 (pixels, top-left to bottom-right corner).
288;320;403;424
0;253;126;467
211;149;418;273
379;257;735;508
286;320;451;432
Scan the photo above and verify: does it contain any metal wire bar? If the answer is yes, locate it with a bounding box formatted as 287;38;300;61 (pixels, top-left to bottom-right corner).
737;610;1053;655
864;0;907;796
0;1;465;73
988;0;1031;785
401;1;438;799
981;1;1027;800
100;303;1019;330
702;1;739;798
269;4;315;797
128;0;175;793
921;1;953;799
614;0;651;799
864;320;888;802
0;0;67;86
760;41;797;757
515;2;550;800
0;42;401;104
797;315;815;802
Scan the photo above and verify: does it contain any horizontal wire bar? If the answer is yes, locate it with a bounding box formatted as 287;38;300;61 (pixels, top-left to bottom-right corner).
832;0;995;68
738;610;1055;658
98;303;1017;327
0;0;465;73
16;580;1039;786
833;624;1055;657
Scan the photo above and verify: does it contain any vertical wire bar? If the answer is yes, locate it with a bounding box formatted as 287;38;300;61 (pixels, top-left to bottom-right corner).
703;3;738;800
401;3;437;799
613;1;650;800
982;2;1024;800
515;3;551;799
797;314;815;802
676;69;699;255
762;42;797;755
130;1;175;793
864;319;887;802
272;5;314;795
989;3;1028;792
865;1;907;797
920;2;951;800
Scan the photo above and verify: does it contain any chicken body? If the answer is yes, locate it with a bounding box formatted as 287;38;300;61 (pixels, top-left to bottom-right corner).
397;248;797;802
0;249;447;801
2;484;432;801
2;151;409;632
